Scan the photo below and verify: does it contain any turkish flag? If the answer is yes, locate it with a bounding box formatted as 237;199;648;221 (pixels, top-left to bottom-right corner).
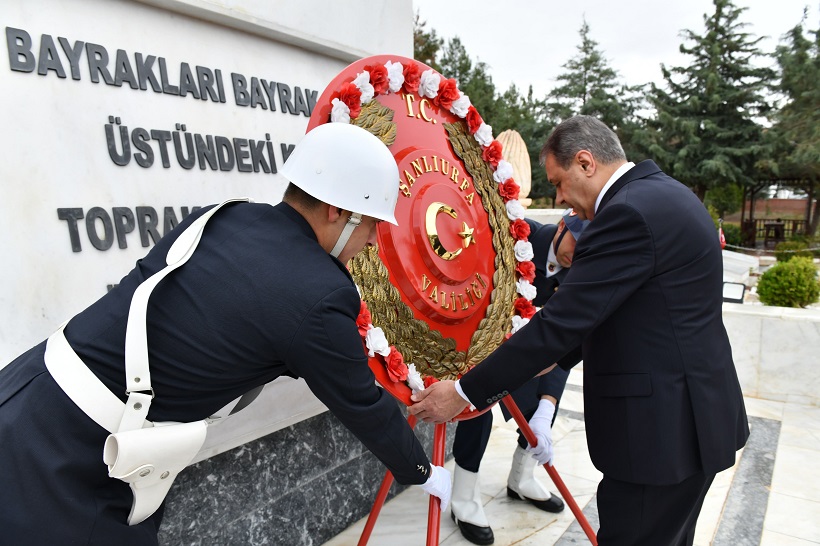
719;226;726;249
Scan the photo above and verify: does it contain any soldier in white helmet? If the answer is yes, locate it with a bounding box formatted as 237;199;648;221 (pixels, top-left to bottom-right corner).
0;123;451;544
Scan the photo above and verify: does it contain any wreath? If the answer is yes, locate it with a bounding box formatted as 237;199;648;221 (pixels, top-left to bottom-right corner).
327;59;538;397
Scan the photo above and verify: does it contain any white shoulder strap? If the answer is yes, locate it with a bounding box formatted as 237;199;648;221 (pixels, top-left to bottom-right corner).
118;198;250;433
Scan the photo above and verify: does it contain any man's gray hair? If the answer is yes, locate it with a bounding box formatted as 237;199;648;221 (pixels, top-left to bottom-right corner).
539;115;626;168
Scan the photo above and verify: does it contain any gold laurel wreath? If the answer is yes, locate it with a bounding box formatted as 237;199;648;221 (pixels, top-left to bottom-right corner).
348;101;516;380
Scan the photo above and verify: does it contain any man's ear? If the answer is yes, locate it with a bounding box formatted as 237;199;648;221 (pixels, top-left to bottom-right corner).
326;205;344;223
576;150;595;175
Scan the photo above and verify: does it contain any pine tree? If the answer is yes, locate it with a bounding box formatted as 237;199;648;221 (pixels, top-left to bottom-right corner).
772;12;820;233
547;18;637;131
413;13;442;72
648;0;774;201
438;37;499;123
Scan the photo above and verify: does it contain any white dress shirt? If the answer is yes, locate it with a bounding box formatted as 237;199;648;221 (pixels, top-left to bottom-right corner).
594;162;635;214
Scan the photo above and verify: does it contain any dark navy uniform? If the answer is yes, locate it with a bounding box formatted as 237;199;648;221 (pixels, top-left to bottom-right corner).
0;201;430;544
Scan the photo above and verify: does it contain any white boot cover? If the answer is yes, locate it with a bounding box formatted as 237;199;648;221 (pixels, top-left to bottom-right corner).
451;463;490;527
507;445;550;501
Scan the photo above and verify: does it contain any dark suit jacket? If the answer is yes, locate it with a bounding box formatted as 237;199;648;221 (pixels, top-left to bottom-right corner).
462;161;749;486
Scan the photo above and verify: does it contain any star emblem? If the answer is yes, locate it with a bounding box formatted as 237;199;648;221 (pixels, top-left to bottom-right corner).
458;222;476;248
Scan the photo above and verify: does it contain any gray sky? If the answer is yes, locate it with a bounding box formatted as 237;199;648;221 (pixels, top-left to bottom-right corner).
411;0;817;98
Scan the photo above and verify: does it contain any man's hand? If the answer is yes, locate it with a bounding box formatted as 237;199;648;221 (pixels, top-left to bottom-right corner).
526;398;555;465
418;465;452;511
408;380;468;423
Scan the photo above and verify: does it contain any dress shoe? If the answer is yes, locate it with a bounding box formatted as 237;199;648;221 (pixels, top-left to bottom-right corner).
506;487;565;513
451;512;494;545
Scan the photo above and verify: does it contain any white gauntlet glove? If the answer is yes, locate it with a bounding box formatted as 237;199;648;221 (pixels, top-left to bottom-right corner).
525;398;555;465
418;464;452;511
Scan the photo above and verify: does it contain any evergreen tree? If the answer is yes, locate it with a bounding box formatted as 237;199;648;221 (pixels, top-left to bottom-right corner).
413;12;442;72
771;12;820;233
438;37;499;123
547;18;637;131
647;0;774;201
546;17;649;168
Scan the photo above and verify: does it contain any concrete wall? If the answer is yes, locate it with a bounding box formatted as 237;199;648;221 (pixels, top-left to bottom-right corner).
2;1;432;542
723;303;820;407
1;0;411;365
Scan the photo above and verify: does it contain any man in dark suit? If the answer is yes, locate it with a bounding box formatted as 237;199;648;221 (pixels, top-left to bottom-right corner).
410;116;749;545
449;210;587;545
0;123;451;544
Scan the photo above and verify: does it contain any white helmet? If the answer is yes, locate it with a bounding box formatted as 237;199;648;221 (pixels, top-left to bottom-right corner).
281;123;399;225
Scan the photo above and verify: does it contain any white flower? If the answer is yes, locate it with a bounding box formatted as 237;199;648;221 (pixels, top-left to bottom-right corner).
474;122;494;147
365;327;391;357
406;364;425;394
493;160;514;183
450;92;471;118
511;315;530;334
385;60;404;93
419;69;440;99
506;200;526;221
330;98;350;123
514;239;534;262
516;279;537;301
353;71;374;104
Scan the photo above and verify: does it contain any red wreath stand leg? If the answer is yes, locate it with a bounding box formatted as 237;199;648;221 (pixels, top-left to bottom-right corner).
356;400;597;546
502;397;598;545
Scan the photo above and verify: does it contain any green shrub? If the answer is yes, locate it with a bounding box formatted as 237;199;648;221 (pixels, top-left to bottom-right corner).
722;223;742;247
774;241;812;263
790;234;820;258
757;257;820;308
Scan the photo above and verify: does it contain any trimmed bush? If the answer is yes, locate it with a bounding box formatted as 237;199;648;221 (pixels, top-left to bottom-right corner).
757;257;820;308
774;241;812;263
722;223;741;247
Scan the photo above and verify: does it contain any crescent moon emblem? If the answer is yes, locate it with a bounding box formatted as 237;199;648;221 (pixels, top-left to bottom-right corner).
425;202;463;261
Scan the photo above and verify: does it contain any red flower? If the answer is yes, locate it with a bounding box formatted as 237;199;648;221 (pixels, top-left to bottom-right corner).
423;376;439;388
466;106;483;134
509;218;531;241
516;260;536;283
481;140;503;167
433;78;460;110
403;63;421;94
386;346;409;382
498;179;521;201
338;82;362;118
514;297;537;319
356;301;372;337
366;64;389;95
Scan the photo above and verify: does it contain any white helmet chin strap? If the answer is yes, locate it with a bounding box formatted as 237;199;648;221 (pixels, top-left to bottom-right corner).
330;212;362;258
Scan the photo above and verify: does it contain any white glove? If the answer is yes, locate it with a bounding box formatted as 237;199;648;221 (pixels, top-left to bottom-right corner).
525;398;555;465
418;464;452;511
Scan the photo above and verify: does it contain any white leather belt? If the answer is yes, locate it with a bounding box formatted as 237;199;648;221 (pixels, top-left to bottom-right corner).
43;198;254;526
45;323;147;433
